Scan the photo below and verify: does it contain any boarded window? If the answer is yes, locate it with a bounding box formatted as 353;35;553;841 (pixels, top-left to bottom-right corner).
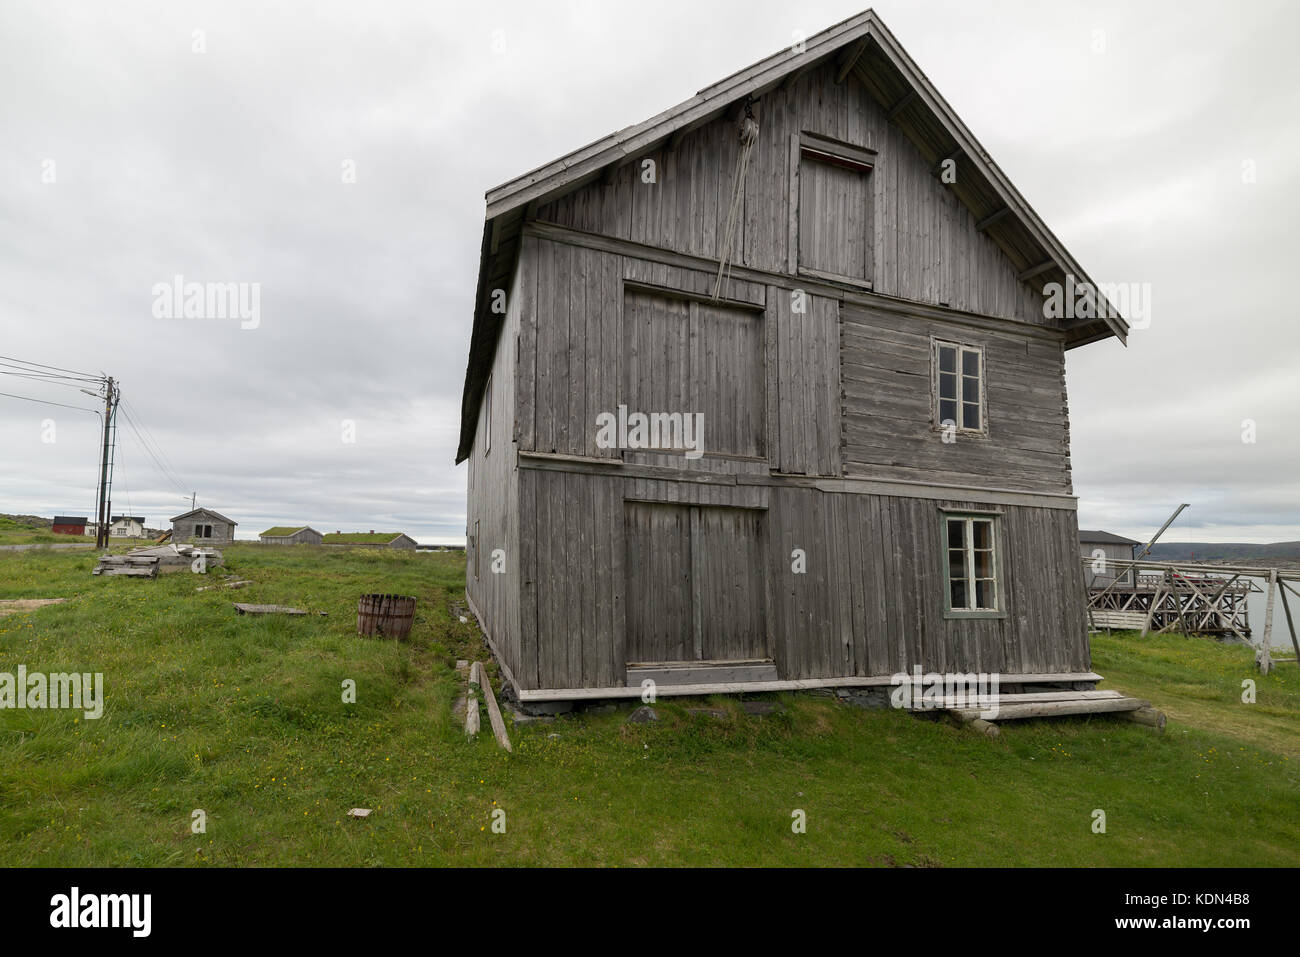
797;140;873;283
945;515;999;614
933;340;984;433
621;288;764;458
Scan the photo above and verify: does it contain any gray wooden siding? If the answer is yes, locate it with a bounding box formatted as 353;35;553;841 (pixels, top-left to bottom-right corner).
798;153;871;282
173;515;235;545
840;301;1072;493
534;57;1050;327
515;234;841;476
511;466;1087;691
465;256;523;678
1081;542;1135;587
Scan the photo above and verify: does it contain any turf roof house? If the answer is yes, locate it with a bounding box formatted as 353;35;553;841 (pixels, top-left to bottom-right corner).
457;10;1127;702
171;507;237;544
321;531;417;550
259;525;323;545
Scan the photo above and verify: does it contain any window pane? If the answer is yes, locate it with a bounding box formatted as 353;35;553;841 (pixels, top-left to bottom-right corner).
939;399;957;424
947;520;965;549
948;548;966;582
961;349;980;376
962;376;980;403
975;579;994;609
939;371;957;401
971;520;991;549
973;548;994;579
950;579;967;610
962;401;980;430
939;345;956;373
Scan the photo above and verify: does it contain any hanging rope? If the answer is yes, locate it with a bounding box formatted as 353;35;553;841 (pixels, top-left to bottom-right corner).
713;102;759;300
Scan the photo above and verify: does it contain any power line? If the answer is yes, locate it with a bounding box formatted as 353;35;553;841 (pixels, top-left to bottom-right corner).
118;403;189;496
0;389;100;414
120;399;190;492
0;354;102;380
0;368;103;389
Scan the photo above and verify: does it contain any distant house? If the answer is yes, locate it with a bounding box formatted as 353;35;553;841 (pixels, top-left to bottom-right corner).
51;516;88;535
109;515;147;538
321;531;417;550
259;526;323;545
1079;530;1140;587
171;507;237;544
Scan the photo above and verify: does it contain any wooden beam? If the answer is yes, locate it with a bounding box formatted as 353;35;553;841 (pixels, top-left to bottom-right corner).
834;37;869;83
517;672;1105;702
465;662;481;737
477;663;513;752
886;89;916;120
975;207;1011;232
931;147;962;177
1277;583;1300;663
1017;260;1057;282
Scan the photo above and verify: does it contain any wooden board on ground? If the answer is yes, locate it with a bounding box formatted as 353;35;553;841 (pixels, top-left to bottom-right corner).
233;603;307;616
950;696;1149;722
475;661;513;752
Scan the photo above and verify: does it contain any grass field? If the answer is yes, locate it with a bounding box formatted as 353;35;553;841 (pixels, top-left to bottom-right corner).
0;544;1297;866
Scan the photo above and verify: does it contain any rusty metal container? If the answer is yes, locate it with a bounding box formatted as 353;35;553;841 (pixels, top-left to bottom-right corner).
357;593;417;639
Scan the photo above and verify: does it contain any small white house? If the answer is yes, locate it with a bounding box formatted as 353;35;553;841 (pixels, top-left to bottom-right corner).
109;515;147;538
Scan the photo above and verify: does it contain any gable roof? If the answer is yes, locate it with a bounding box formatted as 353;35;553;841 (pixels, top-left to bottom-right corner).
52;516;88;524
1078;530;1141;546
110;515;146;524
260;526;315;537
170;507;237;526
321;532;407;544
457;8;1129;463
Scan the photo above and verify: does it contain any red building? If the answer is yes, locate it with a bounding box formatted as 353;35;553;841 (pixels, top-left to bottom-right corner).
51;516;88;535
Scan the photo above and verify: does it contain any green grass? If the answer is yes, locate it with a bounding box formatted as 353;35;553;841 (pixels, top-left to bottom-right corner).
0;516;70;545
0;545;1297;866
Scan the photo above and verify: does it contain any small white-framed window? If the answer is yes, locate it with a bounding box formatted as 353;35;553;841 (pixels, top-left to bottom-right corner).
944;513;1000;616
933;339;985;433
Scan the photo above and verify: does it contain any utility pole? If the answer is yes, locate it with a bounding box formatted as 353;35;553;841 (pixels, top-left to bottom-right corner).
94;378;116;549
191;492;196;511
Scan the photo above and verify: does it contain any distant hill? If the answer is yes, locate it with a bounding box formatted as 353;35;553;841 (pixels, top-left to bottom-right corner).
1147;542;1300;562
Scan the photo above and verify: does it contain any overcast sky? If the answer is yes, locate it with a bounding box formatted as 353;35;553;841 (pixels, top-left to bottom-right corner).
1;0;1296;544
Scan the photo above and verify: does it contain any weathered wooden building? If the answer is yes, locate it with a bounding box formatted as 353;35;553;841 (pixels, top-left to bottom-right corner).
171;507;237;544
458;10;1128;702
1079;530;1139;588
259;525;324;546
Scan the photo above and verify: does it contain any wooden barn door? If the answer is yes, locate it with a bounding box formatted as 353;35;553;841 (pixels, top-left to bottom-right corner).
624;502;695;663
623;501;769;666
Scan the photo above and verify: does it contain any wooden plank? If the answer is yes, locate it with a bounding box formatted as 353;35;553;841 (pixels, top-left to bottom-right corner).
952;697;1147;721
233;603;307;615
477;662;513;752
517;671;1105;702
465;662;481;737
